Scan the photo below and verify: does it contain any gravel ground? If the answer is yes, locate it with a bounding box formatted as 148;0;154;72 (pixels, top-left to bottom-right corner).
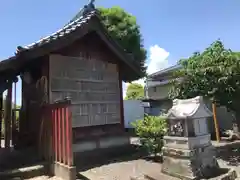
24;158;240;180
18;155;240;180
6;138;240;180
77;141;240;180
78;159;240;180
79;159;178;180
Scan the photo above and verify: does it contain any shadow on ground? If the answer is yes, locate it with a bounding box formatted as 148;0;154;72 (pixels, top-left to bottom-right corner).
77;173;91;180
202;168;229;179
217;147;240;166
75;145;160;172
0;147;43;171
76;145;164;180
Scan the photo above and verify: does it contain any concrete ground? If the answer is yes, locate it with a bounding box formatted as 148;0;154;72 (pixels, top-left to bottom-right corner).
77;156;240;180
2;138;240;180
77;139;240;180
79;158;178;180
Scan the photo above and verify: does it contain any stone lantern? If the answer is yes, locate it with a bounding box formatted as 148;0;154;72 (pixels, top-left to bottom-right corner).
161;96;219;179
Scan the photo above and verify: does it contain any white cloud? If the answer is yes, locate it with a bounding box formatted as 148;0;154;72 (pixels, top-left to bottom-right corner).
123;45;170;97
147;45;169;75
131;78;146;86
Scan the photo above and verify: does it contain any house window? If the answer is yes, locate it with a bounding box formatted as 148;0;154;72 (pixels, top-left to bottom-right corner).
153;87;157;92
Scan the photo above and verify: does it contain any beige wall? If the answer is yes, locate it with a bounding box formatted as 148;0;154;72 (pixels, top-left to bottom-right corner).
147;83;172;100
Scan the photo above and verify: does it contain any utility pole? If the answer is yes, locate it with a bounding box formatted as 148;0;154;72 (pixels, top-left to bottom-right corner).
212;102;220;142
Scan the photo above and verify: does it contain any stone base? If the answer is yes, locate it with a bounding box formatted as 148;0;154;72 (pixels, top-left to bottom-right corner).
74;143;137;168
161;156;197;180
50;162;76;180
161;145;219;179
73;134;130;153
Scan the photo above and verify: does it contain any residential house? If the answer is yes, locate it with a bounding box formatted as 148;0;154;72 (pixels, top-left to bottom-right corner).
144;65;181;116
144;65;234;134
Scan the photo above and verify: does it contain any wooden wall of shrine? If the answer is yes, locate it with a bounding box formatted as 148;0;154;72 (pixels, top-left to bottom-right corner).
49;54;121;127
19;57;49;148
49;32;125;144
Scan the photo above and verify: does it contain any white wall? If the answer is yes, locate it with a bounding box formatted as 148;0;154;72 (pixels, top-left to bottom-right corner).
124;100;144;128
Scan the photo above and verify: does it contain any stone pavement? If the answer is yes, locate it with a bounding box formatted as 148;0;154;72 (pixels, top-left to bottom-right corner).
2;138;240;180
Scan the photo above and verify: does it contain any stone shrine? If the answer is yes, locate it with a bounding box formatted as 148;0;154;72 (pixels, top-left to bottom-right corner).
161;96;219;180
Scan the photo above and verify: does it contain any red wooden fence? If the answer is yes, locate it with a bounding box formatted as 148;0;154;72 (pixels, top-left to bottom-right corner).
41;99;73;166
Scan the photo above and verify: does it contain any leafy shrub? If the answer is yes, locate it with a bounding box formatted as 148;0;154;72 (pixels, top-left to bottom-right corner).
132;115;167;156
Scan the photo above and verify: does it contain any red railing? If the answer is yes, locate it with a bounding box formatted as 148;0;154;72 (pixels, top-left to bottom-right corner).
42;99;73;166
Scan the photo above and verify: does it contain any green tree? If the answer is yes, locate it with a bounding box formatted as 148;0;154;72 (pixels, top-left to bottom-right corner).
132;115;167;157
169;40;240;129
125;83;144;100
98;7;147;77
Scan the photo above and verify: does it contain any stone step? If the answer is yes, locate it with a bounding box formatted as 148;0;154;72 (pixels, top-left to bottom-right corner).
0;162;48;180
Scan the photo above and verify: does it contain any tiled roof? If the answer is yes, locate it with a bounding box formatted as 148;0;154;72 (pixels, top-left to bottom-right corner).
65;2;95;27
17;10;97;53
0;3;142;81
20;2;97;52
0;6;98;72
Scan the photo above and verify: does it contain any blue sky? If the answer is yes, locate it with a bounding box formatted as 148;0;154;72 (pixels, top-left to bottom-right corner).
0;0;240;104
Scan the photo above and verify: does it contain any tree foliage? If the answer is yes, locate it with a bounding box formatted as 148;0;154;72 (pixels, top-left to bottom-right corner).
169;40;240;126
98;7;147;77
125;83;144;100
132;115;167;156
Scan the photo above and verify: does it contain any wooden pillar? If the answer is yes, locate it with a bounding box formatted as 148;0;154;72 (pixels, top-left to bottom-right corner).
118;66;125;130
17;75;26;148
14;82;16;110
4;83;12;149
212;102;220;142
0;93;2;148
11;82;17;146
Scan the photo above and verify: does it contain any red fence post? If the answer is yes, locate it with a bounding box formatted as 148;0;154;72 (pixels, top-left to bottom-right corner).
65;105;73;166
47;99;73;166
62;107;66;165
58;107;62;163
66;106;70;166
52;109;55;161
68;107;73;166
54;109;58;162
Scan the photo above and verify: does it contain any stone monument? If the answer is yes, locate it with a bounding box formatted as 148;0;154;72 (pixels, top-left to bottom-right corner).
161;96;219;180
